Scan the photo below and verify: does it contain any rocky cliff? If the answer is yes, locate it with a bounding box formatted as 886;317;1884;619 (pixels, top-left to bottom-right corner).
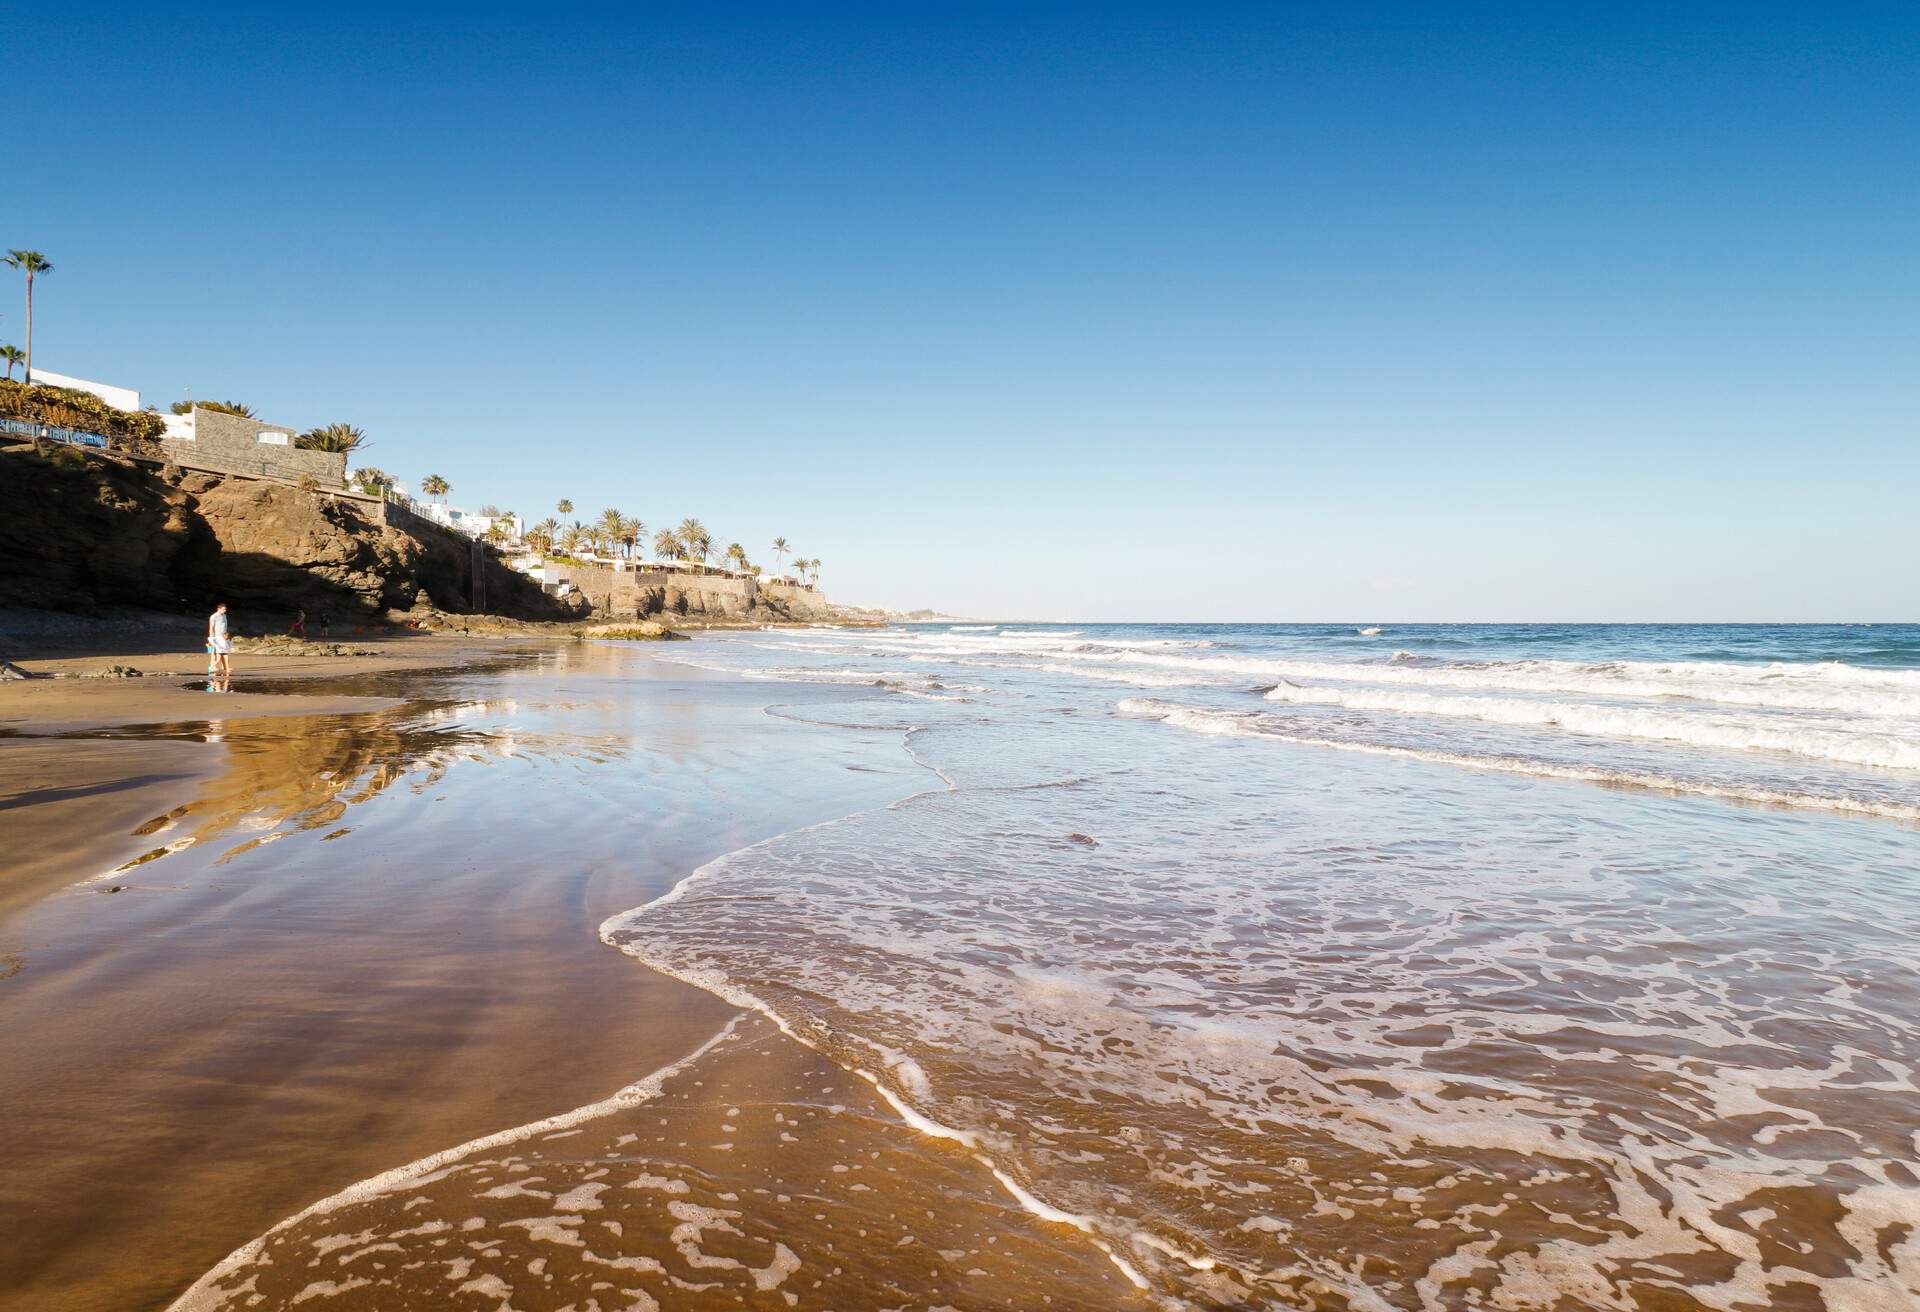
564;565;852;625
0;444;584;622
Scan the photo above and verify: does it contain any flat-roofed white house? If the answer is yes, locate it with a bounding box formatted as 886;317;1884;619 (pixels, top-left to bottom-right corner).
393;489;521;542
19;368;143;412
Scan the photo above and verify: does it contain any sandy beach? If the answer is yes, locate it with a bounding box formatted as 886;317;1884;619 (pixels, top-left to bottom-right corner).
9;620;1920;1310
1;630;1138;1311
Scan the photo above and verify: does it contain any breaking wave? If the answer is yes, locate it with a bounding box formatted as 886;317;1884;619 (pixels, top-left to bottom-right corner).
1118;698;1920;821
1257;682;1920;771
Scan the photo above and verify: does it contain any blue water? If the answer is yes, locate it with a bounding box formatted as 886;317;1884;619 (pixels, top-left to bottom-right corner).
609;622;1920;1308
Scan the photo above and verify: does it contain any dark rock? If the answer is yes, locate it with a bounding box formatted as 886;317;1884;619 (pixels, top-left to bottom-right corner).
84;664;144;679
0;446;574;622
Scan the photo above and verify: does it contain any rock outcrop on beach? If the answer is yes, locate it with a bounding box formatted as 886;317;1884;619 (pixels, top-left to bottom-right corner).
0;444;584;622
577;620;687;641
564;563;870;625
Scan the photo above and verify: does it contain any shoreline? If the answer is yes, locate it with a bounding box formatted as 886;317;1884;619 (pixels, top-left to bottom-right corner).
0;635;927;1310
158;655;1162;1310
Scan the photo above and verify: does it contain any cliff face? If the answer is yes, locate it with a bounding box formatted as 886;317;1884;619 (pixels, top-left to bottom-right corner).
565;565;847;624
0;445;582;622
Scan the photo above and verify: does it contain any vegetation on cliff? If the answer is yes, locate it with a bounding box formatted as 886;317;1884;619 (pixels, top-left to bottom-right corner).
297;422;371;454
0;379;167;442
171;399;256;418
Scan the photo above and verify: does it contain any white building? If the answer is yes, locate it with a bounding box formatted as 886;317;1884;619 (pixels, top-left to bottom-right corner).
21;368;142;412
394;488;521;542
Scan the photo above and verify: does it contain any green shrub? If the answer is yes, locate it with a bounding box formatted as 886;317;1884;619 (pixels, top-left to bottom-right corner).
351;466;395;495
0;379;167;442
171;399;254;418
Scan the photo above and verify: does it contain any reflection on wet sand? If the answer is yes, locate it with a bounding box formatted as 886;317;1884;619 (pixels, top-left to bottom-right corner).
83;697;555;875
0;644;921;1312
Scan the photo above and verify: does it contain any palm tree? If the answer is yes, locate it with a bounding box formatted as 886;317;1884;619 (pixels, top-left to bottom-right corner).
810;558;823;587
351;466;395;495
620;516;646;560
557;499;573;517
1;345;22;380
653;527;681;562
421;474;450;504
297;422;369;454
532;517;560;552
559;525;585;556
676;518;710;569
170;400;255;417
724;542;748;574
771;537;790;573
3;250;52;385
596;508;626;558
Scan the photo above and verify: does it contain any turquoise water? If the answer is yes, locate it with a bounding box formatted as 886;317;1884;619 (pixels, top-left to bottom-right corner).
605;622;1920;1308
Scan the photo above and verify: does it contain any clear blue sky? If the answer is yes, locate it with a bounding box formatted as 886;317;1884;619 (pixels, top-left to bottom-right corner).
10;3;1915;620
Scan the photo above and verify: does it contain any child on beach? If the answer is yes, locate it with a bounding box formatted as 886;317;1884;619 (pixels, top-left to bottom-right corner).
207;603;233;682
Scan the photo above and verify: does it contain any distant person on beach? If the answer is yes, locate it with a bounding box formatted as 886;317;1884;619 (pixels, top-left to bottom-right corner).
318;611;331;639
208;603;233;681
289;608;306;639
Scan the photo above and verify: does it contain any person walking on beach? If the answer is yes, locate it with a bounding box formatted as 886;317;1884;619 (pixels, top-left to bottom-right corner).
208;602;233;682
289;608;306;639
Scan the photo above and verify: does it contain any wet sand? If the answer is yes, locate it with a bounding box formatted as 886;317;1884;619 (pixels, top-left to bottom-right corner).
0;639;1016;1311
0;635;448;921
171;1016;1150;1312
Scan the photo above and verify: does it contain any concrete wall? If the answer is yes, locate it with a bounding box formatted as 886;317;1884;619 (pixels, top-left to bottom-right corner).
384;495;453;541
27;368;142;411
158;407;347;485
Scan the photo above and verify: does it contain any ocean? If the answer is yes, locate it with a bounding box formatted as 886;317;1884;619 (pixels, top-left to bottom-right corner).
608;622;1920;1308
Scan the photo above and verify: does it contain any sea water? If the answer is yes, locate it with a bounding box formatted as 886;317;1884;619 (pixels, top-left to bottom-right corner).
606;623;1920;1308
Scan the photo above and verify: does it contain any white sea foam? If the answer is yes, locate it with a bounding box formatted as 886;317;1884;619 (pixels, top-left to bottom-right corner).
1117;698;1920;821
838;627;1920;718
603;689;1920;1307
1257;682;1920;770
1034;663;1207;688
167;1018;747;1312
1021;649;1920;716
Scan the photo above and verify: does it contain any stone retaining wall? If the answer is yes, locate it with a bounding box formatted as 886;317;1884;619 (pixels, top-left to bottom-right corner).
157;408;347;486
